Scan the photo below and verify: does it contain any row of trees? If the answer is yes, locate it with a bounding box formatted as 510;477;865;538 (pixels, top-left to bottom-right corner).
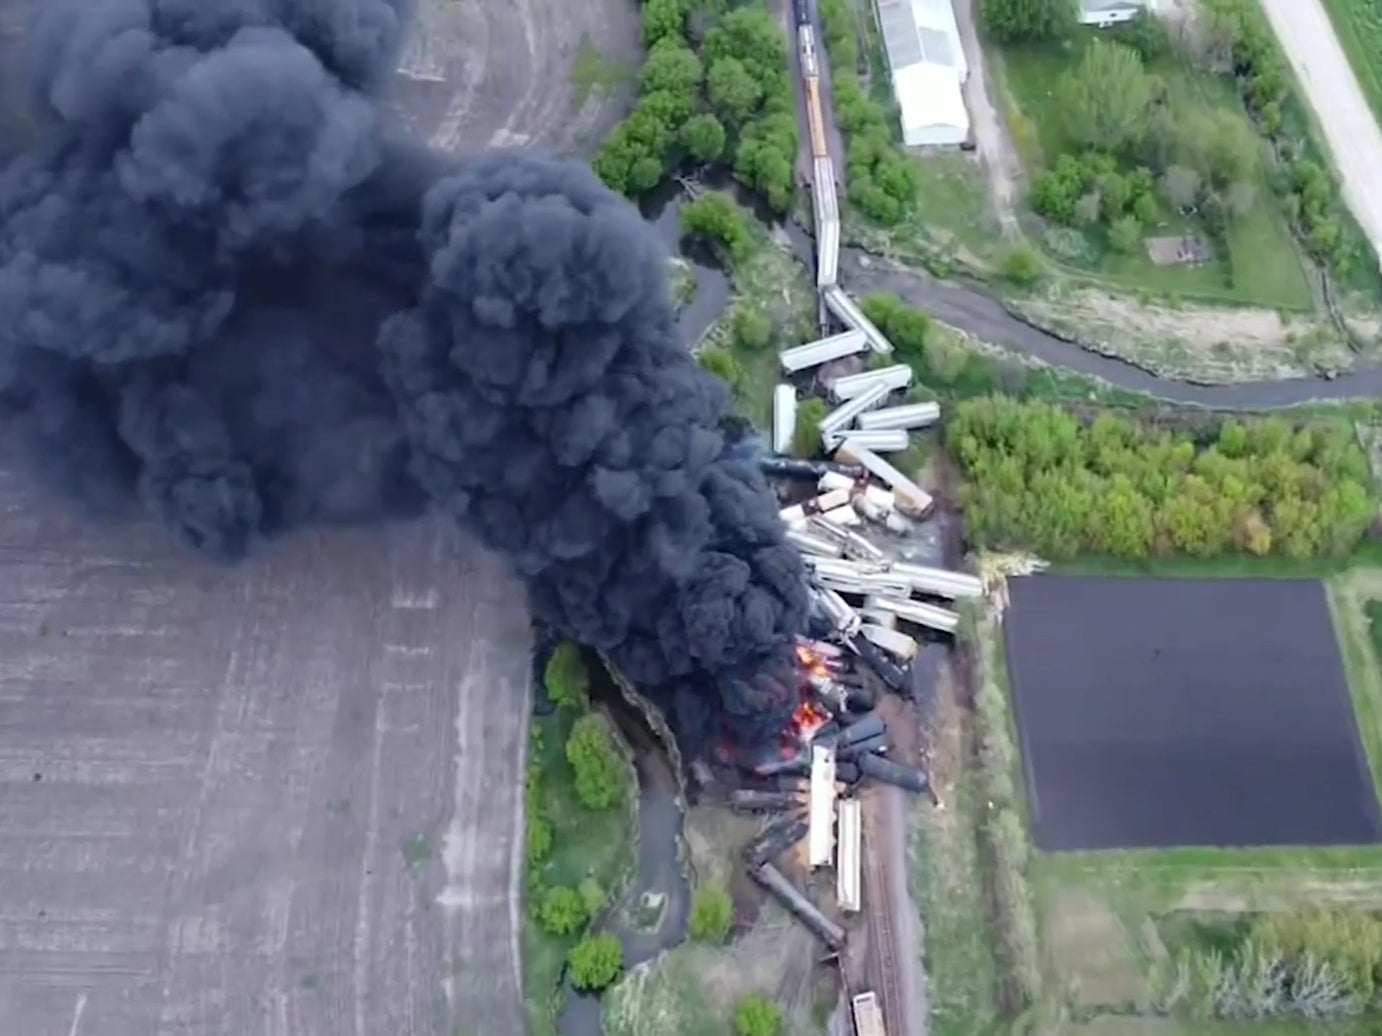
527;644;630;993
980;0;1076;43
817;0;921;225
1193;0;1356;272
594;2;798;212
950;398;1376;560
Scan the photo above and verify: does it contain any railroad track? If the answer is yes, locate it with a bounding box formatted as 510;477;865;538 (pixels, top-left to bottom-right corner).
865;827;906;1034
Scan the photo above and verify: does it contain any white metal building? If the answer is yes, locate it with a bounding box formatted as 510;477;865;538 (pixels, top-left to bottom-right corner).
1079;0;1154;27
875;0;970;147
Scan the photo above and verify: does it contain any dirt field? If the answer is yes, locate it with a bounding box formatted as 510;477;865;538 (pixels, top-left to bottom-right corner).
389;0;642;158
0;454;534;1036
1005;575;1381;851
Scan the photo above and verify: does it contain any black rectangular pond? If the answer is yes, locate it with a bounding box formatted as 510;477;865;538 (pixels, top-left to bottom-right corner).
1003;575;1382;852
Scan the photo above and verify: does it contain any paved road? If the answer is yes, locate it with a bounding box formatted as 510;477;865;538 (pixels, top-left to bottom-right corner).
390;0;641;158
1260;0;1382;272
0;452;533;1036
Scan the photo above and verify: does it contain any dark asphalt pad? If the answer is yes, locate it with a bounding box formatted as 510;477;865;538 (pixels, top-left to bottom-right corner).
1004;575;1382;852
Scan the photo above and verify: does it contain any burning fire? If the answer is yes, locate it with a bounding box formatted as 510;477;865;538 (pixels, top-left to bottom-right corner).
788;641;836;742
791;699;833;742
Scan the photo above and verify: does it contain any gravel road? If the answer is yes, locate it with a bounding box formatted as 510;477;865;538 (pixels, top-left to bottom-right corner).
0;451;534;1036
1260;0;1382;271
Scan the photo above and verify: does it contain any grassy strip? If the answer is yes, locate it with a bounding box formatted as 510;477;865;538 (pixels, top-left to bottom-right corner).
1319;0;1382;129
966;607;1042;1012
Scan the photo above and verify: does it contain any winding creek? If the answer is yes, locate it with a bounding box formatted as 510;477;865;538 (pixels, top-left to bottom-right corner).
542;647;692;1036
652;184;1382;409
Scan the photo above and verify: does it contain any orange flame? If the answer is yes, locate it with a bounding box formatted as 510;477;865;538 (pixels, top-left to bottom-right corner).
791;700;832;742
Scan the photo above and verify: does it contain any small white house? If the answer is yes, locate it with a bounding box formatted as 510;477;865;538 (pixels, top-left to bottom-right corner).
1080;0;1155;28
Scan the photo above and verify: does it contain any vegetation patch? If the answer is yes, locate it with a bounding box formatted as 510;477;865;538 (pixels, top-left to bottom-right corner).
950;397;1375;560
997;18;1313;310
523;646;638;1036
680;193;817;425
595;0;798;213
818;0;923;226
603;805;830;1036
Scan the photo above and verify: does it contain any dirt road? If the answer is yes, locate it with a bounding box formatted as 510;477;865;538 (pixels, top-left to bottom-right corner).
390;0;642;158
1260;0;1382;270
0;454;534;1036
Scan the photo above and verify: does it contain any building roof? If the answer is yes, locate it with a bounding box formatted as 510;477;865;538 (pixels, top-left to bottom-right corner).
1082;0;1151;11
876;0;966;74
893;61;969;138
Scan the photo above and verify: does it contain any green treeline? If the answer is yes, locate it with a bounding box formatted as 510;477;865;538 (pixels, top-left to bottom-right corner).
817;0;919;225
594;0;798;212
951;398;1375;560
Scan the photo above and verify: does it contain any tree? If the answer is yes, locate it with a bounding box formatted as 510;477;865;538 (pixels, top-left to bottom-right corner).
793;398;829;459
1175;107;1259;188
980;0;1076;42
545;640;588;709
732;307;773;351
698;346;740;386
567;933;624;992
1108;214;1143;254
680;113;726;163
565;714;629;810
641;0;690;49
638;40;702;98
537;886;589;936
1226;180;1258;217
1056;40;1154;156
860;292;929;362
707;56;763;127
689;884;734;942
680;193;753;264
1159;164;1202;209
1002;246;1042;286
735;994;785;1036
1073;190;1103;227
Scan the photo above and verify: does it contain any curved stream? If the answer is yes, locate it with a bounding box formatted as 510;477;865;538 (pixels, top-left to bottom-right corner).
554;665;691;1036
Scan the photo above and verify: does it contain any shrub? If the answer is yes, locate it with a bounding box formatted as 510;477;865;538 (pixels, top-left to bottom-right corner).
568;933;625;992
545;641;588;709
689;884;734;942
565;714;629;811
578;877;608;918
793;397;830;459
732;307;774;352
698;346;740;386
537;885;589;936
1002;245;1042;286
735;993;785;1036
680;194;755;266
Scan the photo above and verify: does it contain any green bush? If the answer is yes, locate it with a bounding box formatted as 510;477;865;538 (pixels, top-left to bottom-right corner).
698;346;740;387
545;640;588;709
680;193;755;267
1002;245;1042;286
951;398;1375;560
568;933;625;992
688;884;734;943
537;885;589;936
525;761;554;864
860;292;929;362
565;714;629;811
731;307;774;352
578;877;608;918
793;397;830;459
735;993;785;1036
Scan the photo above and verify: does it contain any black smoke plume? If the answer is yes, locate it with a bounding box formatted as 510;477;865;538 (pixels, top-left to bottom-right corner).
0;0;809;748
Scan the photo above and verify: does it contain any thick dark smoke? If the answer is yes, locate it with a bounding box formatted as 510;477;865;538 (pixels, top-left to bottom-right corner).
0;0;808;747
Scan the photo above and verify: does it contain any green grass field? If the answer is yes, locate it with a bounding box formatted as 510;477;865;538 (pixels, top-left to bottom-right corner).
1320;0;1382;130
523;708;637;1036
998;37;1314;312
